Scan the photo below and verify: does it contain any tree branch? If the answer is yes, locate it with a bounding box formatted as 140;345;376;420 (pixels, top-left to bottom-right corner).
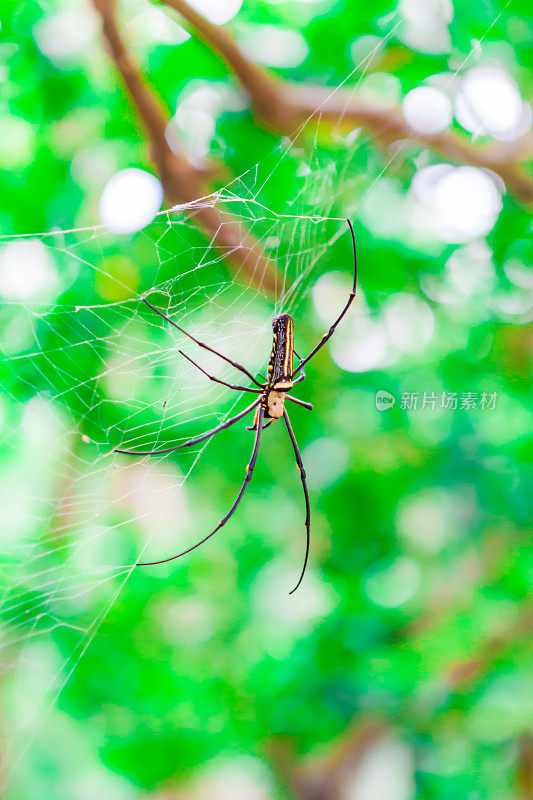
161;0;533;205
269;719;388;800
159;0;297;132
445;600;532;689
267;597;531;800
92;0;281;296
290;87;533;203
517;734;533;800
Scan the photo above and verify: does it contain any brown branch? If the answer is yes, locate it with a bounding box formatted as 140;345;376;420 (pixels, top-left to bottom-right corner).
293;719;388;800
290;87;533;203
517;734;533;800
161;0;533;205
401;529;519;639
92;0;280;296
269;719;388;800
445;600;532;690
159;0;297;132
268;598;531;800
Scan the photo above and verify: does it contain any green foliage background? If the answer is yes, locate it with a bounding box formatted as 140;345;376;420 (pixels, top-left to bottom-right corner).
0;1;532;799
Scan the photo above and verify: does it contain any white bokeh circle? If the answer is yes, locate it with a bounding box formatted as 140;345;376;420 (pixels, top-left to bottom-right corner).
411;164;502;242
98;168;163;235
403;86;453;134
455;67;532;141
187;0;243;25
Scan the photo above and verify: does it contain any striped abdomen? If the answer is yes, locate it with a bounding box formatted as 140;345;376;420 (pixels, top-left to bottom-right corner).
268;313;294;389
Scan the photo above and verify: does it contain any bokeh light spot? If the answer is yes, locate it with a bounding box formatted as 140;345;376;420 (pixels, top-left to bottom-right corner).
346;737;415;800
0;115;35;169
411;164;502;242
332;317;389;373
98;168;163;235
364;557;421;608
126;6;190;48
239;25;309;68
0;240;58;303
399;0;453;54
301;437;349;489
455;67;532;141
188;0;243;25
403;86;453;134
383;293;435;353
33;9;97;66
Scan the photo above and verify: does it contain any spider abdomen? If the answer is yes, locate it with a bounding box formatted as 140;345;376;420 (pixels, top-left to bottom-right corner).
269;313;294;384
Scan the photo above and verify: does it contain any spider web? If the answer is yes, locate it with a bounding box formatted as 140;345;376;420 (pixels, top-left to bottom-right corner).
0;11;501;791
0;149;357;787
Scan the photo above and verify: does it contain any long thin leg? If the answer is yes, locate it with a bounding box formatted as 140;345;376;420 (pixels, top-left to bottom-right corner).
143;299;263;388
291;352;306;386
179;350;262;394
286;395;313;411
115;398;260;456
293;219;357;376
137;405;265;566
246;417;275;431
283;409;311;594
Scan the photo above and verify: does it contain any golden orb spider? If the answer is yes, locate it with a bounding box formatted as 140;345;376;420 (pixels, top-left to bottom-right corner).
115;219;357;593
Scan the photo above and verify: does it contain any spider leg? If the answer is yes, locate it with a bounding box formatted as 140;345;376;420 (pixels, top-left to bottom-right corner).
293;219;356;376
143;299;263;388
246;416;275;431
283;409;311;594
286;395;313;411
179;350;262;394
291;352;306;386
137;405;265;566
114;398;260;456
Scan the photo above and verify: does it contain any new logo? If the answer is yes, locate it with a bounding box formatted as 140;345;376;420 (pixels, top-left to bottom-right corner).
376;390;396;411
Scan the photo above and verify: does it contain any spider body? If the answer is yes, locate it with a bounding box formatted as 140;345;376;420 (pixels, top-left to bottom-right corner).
115;219;357;593
251;314;296;427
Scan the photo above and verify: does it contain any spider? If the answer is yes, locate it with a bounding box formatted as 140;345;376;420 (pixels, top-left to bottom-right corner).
115;218;357;593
